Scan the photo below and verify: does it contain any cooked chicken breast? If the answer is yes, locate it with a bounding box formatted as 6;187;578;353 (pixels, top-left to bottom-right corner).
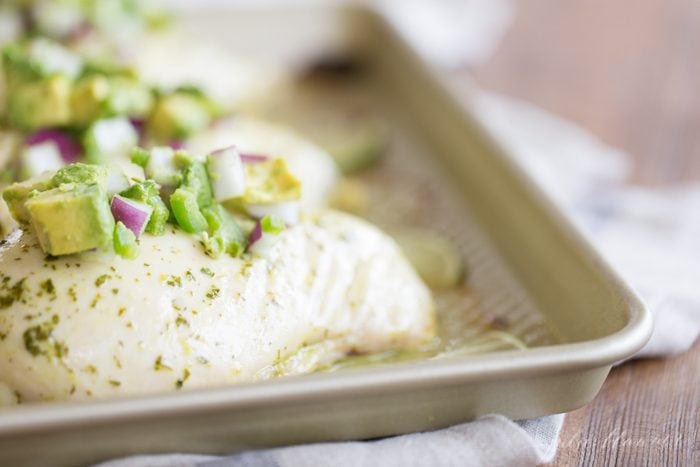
0;210;435;403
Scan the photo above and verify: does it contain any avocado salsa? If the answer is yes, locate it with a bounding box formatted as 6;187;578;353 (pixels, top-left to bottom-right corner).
0;1;301;259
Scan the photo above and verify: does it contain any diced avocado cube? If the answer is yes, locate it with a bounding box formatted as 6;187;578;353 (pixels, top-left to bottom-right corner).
169;187;207;233
113;221;138;259
106;76;154;118
2;172;55;224
2;42;42;89
25;184;114;256
70;75;111;127
70;75;154;127
241;158;301;204
323;126;387;174
83;117;138;164
201;204;246;258
7;75;72;130
52;163;107;187
0;196;18;238
147;93;211;142
119;180;169;235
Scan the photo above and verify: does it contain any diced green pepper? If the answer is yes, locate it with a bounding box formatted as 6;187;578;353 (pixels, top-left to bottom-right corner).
201;204;246;258
113;221;139;259
130;147;150;167
181;160;212;208
169;187;207;233
261;215;285;234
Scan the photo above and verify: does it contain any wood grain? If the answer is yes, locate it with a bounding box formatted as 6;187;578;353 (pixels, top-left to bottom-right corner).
470;0;700;465
473;0;700;185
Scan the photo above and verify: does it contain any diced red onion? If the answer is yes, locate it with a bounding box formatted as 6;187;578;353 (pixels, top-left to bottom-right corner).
68;22;92;41
245;201;299;226
129;118;146;142
110;195;153;238
240;153;269;164
26;129;82;163
210;145;236;157
168;140;185;150
207;146;246;202
211;145;268;165
248;220;263;248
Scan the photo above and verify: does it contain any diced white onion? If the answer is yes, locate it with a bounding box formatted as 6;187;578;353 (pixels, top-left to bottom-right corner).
245;201;299;226
27;38;83;79
207;146;246;202
33;3;84;39
90;117;139;160
145;146;180;187
104;161;144;196
21;142;65;179
0;8;22;47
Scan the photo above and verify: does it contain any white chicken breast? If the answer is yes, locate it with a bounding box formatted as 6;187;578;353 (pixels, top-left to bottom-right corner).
0;211;435;404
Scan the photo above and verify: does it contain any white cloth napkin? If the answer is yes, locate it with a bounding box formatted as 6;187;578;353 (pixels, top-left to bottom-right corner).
471;91;700;358
98;1;699;466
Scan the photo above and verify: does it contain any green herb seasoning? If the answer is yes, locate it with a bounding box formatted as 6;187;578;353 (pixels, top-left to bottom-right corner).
205;286;220;300
0;278;26;309
23;315;68;359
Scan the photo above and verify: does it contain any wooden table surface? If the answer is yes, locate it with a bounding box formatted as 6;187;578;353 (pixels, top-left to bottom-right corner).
471;0;700;465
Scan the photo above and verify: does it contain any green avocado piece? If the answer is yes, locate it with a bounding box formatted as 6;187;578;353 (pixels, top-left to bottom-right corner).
201;204;246;258
7;75;72;130
69;75;154;127
2;42;43;90
119;180;169;235
241;158;301;204
1;172;55;224
323;126;387;174
25;184;115;256
52;163;107;187
70;75;111;127
147;93;211;142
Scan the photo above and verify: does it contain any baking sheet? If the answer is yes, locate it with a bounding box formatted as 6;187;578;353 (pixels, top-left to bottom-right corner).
0;5;651;466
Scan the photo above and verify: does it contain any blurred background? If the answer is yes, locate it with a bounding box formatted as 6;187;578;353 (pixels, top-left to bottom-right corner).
471;0;699;184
